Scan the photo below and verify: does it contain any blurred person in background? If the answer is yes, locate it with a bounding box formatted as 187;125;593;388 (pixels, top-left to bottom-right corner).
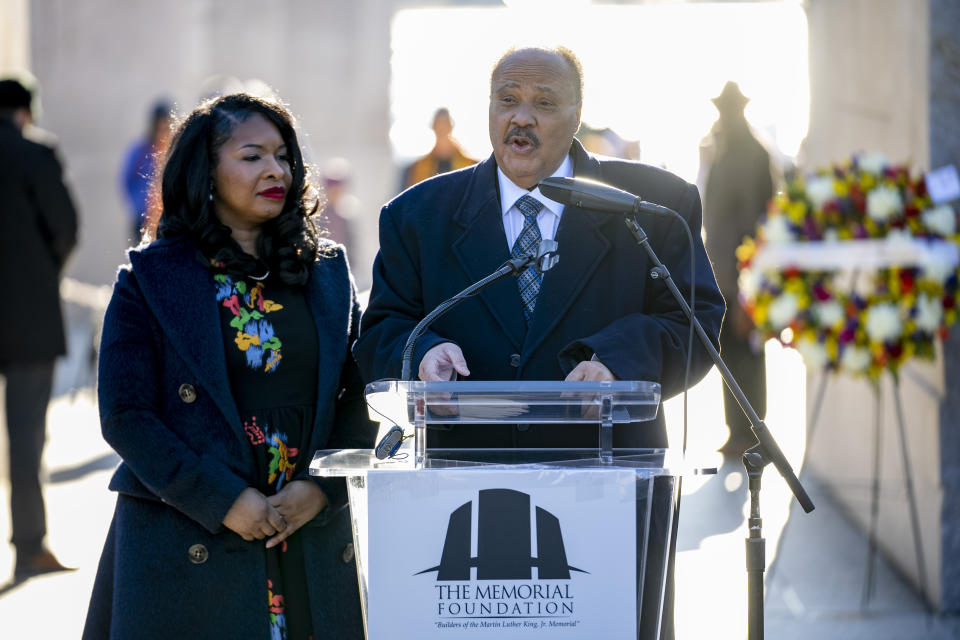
0;76;79;580
120;99;172;242
320;156;360;257
699;81;778;456
83;93;375;639
577;121;640;160
401;107;477;189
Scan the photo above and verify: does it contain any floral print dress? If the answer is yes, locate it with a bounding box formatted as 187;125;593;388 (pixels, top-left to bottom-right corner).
215;271;319;640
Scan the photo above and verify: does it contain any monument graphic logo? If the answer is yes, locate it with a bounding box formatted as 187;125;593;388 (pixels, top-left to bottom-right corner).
418;488;587;580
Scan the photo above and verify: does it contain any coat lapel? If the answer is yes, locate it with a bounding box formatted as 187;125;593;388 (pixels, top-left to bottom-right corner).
130;241;243;433
451;155;527;350
524;141;614;357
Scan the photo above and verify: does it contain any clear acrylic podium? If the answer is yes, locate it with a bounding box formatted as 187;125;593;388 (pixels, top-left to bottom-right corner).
310;380;709;639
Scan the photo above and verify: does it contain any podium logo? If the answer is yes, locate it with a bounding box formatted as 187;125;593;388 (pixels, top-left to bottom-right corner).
418;488;586;581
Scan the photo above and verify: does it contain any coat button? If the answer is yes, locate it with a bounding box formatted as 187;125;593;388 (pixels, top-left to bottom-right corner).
188;543;209;564
178;384;197;403
341;543;355;564
509;354;521;368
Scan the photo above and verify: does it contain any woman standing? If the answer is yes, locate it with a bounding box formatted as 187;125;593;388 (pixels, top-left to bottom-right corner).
84;93;375;639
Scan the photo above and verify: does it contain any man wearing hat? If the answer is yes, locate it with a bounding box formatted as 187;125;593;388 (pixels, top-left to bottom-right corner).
701;81;778;455
0;76;78;579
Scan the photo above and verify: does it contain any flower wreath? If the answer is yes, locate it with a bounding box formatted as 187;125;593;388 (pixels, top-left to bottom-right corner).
736;154;960;379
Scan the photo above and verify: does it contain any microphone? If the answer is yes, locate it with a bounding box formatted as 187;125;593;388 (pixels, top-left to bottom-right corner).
539;176;675;217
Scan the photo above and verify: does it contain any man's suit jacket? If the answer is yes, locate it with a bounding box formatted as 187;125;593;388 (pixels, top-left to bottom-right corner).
0;119;78;364
354;139;724;448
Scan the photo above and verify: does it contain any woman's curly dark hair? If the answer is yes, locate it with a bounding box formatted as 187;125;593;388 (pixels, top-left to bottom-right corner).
156;93;321;285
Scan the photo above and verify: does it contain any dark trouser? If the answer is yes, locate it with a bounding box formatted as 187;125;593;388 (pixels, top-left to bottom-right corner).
2;360;54;555
719;326;766;441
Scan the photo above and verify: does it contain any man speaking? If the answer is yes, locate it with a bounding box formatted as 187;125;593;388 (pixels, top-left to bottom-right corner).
354;46;724;450
355;46;726;639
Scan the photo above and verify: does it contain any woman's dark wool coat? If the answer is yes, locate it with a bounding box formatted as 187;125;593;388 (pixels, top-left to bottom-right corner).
83;237;375;639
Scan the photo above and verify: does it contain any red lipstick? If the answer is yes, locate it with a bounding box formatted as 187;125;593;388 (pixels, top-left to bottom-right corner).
259;187;285;200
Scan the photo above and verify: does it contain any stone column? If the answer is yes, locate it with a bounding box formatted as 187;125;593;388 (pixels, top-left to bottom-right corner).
0;0;29;72
931;0;960;613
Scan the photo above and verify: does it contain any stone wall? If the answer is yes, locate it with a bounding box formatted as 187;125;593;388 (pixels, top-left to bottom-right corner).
28;0;404;290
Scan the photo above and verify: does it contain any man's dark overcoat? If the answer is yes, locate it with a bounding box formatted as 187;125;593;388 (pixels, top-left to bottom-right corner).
354;140;725;448
0;119;77;364
83;237;374;639
703;122;773;435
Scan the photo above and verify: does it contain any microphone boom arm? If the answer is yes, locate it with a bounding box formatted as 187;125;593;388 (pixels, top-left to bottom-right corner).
623;212;813;512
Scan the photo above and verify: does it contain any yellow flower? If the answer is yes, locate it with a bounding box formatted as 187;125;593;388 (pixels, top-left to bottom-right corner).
735;237;756;265
753;304;768;327
783;276;807;295
826;336;839;361
786;200;807;223
773;193;791;210
916;280;942;296
902;341;916;361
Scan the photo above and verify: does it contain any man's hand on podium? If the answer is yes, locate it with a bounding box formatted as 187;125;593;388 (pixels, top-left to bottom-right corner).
419;342;471;382
564;359;616;382
419;342;470;416
565;358;616;420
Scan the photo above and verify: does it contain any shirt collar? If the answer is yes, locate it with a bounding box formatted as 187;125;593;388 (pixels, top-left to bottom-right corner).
498;154;574;217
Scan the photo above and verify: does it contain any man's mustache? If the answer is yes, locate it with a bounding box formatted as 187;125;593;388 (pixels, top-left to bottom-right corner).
504;127;540;148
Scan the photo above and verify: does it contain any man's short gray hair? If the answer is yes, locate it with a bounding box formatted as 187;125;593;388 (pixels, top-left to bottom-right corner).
490;46;584;104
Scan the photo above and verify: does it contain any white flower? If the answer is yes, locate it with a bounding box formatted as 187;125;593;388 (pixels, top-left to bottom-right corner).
763;214;794;244
806;176;836;210
813;300;844;328
796;337;829;371
840;345;872;373
865;303;903;342
922;204;957;237
866;185;903;222
823;228;840;242
915;293;943;332
738;268;760;301
858;153;888;175
922;255;955;284
885;227;913;243
767;292;799;330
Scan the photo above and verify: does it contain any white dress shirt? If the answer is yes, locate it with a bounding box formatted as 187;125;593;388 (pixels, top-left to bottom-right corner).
498;155;574;250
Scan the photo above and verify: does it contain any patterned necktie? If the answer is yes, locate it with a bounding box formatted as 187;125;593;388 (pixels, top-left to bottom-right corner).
511;195;544;324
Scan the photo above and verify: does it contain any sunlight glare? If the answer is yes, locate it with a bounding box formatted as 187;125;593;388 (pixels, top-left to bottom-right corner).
391;2;809;183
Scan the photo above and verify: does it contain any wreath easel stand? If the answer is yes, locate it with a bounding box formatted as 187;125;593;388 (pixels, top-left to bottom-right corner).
805;370;930;614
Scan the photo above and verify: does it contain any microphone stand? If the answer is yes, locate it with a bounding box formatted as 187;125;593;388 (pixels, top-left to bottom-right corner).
623;207;815;640
400;240;559;381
